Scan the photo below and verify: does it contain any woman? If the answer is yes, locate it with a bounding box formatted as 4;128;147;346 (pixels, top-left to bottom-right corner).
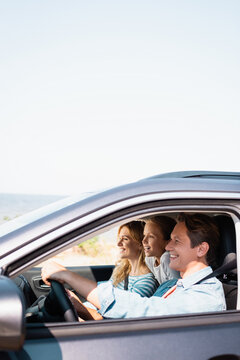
111;220;158;296
142;216;180;284
44;220;157;320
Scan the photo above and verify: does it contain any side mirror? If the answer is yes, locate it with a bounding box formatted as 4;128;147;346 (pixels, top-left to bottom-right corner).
0;276;26;351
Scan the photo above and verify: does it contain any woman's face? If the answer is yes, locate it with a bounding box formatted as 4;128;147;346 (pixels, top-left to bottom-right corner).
142;221;166;258
117;226;141;260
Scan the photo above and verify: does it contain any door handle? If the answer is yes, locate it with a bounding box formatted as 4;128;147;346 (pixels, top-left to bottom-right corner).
33;276;51;290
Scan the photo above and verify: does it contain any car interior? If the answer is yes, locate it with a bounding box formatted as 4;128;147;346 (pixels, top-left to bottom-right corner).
13;211;238;323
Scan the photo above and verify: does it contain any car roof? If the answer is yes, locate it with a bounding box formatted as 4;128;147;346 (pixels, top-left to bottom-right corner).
0;171;240;264
1;171;240;237
144;170;240;180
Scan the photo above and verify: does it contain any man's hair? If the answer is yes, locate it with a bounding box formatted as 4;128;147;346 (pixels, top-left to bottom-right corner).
177;213;220;268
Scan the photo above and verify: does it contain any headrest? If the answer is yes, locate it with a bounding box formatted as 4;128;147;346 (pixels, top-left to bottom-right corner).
214;215;236;266
222;252;237;274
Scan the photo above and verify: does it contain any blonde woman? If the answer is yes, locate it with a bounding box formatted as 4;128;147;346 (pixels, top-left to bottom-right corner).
48;221;157;321
111;220;158;296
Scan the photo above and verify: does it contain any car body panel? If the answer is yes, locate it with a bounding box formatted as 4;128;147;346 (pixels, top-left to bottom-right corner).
6;312;240;360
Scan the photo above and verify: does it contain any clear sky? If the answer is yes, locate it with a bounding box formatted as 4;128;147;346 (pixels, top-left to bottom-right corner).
1;1;239;195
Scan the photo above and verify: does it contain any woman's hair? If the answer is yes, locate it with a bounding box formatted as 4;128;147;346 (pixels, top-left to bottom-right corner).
111;220;145;286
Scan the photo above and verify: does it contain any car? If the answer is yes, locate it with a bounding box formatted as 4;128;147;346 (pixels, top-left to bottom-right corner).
0;170;240;359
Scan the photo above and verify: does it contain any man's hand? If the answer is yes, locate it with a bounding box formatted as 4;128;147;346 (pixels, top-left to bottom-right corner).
41;260;69;286
41;260;100;310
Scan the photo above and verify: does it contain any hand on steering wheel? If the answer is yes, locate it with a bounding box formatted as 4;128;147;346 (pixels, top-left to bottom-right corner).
44;280;78;322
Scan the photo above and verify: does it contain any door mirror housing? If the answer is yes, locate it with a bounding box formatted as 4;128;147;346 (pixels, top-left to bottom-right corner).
0;276;26;351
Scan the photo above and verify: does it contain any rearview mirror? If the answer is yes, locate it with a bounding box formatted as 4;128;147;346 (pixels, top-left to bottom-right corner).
0;276;26;351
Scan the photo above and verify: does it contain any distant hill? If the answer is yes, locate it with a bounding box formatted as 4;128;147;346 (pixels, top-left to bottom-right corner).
0;193;65;224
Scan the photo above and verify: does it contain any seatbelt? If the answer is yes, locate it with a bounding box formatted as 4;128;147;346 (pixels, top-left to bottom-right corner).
124;276;129;290
195;257;237;285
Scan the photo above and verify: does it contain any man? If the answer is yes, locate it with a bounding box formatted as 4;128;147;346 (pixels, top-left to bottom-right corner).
41;213;226;319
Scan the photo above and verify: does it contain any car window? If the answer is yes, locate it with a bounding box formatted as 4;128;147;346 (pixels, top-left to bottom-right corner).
17;210;239;327
45;227;119;267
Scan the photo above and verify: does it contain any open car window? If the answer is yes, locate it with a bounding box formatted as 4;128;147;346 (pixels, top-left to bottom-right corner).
45;227;118;267
16;210;238;326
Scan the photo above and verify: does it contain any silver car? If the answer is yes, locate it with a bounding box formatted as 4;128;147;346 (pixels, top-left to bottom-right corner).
0;171;240;360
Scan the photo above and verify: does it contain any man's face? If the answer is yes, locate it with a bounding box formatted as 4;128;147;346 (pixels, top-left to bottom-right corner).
165;221;201;277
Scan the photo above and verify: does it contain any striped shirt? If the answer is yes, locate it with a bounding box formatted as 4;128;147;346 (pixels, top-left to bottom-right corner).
115;272;158;297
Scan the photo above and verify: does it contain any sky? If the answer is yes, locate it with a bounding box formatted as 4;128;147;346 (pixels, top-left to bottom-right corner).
1;1;240;196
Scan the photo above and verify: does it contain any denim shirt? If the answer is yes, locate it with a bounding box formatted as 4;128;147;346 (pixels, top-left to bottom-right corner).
98;267;226;319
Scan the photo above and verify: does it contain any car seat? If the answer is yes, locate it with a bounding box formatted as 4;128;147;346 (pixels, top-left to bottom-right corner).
214;215;237;310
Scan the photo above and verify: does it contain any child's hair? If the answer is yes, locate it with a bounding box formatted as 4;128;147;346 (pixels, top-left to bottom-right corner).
144;215;177;243
111;220;145;286
143;215;177;257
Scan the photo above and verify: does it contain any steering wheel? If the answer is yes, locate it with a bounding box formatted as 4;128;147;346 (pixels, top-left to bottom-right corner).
14;274;37;308
44;280;78;322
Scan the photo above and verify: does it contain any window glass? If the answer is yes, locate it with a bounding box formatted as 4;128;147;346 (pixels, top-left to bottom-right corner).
49;227;119;266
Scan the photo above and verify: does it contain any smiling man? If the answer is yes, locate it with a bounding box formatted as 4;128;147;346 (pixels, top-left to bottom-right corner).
42;213;226;319
166;213;218;278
